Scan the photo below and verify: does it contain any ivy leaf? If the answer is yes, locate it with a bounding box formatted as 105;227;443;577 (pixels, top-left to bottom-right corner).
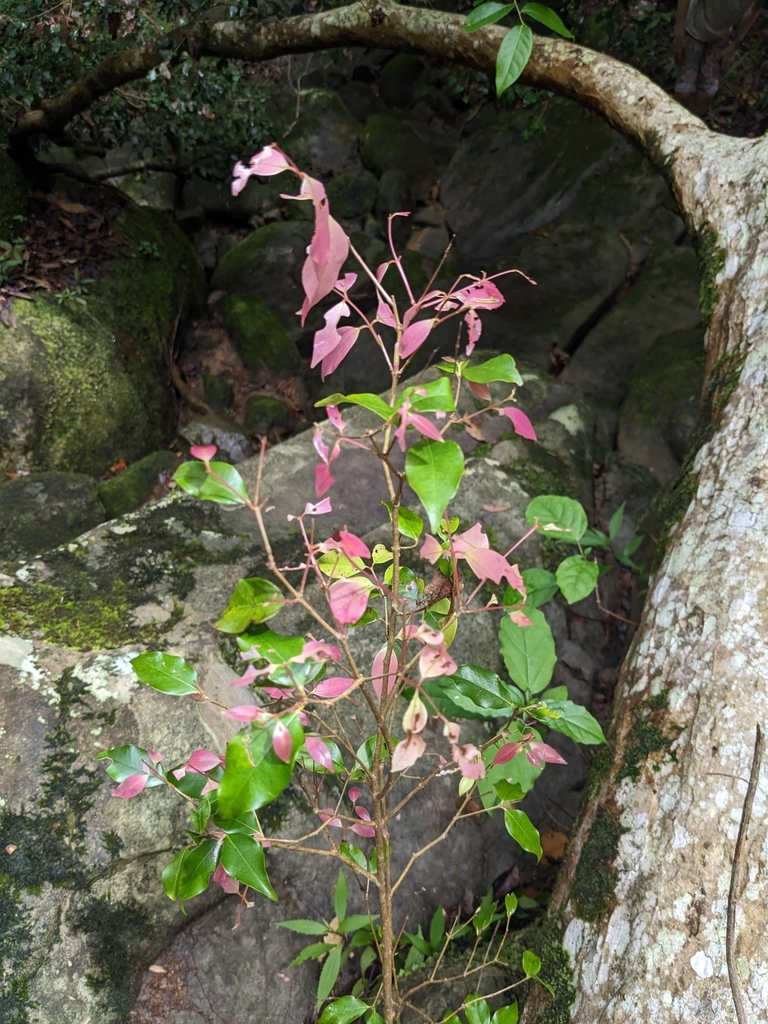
96;744;164;787
220;832;277;900
499;608;556;695
556;555;599;604
504;809;543;860
463;354;523;386
544;700;606;745
130;652;198;696
520;2;574;37
405;438;464;533
525;495;588;543
495;24;534;97
318;995;371;1024
174;460;249;506
216;577;285;633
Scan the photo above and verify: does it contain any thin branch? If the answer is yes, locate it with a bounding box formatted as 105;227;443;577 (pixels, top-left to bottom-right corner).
726;723;764;1024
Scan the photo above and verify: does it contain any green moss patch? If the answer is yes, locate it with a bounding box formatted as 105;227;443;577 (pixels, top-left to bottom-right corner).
696;228;726;327
97;451;179;519
616;701;679;784
222;293;300;374
571;814;627;922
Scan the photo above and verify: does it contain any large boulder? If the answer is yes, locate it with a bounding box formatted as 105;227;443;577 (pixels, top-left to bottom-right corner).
0;472;105;564
0;362;628;1024
0;190;205;477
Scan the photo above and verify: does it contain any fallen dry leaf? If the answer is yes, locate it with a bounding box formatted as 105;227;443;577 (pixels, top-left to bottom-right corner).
482;504;511;513
148;964;167;974
540;829;568;863
5;844;18;854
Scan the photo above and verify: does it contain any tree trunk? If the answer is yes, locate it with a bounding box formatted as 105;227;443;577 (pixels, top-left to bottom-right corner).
13;5;768;1019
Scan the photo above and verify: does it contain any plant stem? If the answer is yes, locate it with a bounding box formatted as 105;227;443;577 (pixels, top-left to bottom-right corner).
374;789;396;1023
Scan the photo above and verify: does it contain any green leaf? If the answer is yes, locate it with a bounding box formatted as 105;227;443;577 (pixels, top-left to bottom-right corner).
492;1002;519;1024
360;946;377;975
494;780;525;802
381;501;425;541
504;809;543;860
279;919;329;934
237;626;304;662
173;460;249;506
608;501;625;542
463;354;523;386
130;651;198;696
580;528;609;547
499;607;556;695
216;577;285;633
405;438;465;533
495;24;533;96
405;376;456;413
430;664;521;719
216;716;303;818
334;870;348;922
464;1;514;31
317;941;343;1002
318;995;371;1024
505;893;518;916
544;700;606;745
220;832;277;900
525;495;588;543
96;744;163;785
556;555;599;604
522;949;542;977
315;392;394;420
162;848;189;901
519;568;558;609
520;2;574;37
317;551;366;578
290;941;331;966
214;810;260;834
338;914;377;933
429;906;445;947
340;841;368;871
405;928;432;956
190;796;211;834
466;997;492;1024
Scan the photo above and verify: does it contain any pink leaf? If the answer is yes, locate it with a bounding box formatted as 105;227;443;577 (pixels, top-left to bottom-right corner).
338;530;371;561
326;405;346;431
298;640;342;663
469;381;491;401
508;610;532;627
350;822;376;838
263;686;292;699
464;310;482;355
354;805;372;821
492;741;524;766
452;523;515;585
328;577;370;626
452;743;485;779
223;705;267;722
200;778;219;795
452;277;505;310
231;145;292;196
371;647;398;699
305;736;334;771
402;693;428;734
190;444;217;462
213;864;241;894
526;742;567;769
187;749;222;773
232;663;258;687
419;645;457;680
420;534;444;564
443;721;461;745
311;301;350;368
505;562;525;592
398;318;436;359
499;407;537;441
318;809;342;827
408;412;444;444
391;733;426;772
348;787;361;803
320;325;361;378
336;272;357;290
301;215;350;325
314;676;356;698
112;773;150;799
272;720;293;763
315;463;335;497
376;296;397;328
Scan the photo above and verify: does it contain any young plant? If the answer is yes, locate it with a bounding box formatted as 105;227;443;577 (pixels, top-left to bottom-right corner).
97;144;605;1024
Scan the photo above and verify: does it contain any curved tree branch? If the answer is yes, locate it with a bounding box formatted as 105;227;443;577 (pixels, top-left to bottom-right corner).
12;1;709;170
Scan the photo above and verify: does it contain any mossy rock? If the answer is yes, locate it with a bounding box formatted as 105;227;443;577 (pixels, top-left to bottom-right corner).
211;221;315;340
96;450;179;519
361;114;439;201
243;395;292;434
327;171;377;220
282;89;362;175
180;171;289;222
377;54;426;108
221;293;300;374
0;194;205;477
0;472;105;563
0;150;30;239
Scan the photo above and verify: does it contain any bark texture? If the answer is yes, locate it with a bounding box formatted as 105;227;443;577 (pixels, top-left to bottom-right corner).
11;5;768;1021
